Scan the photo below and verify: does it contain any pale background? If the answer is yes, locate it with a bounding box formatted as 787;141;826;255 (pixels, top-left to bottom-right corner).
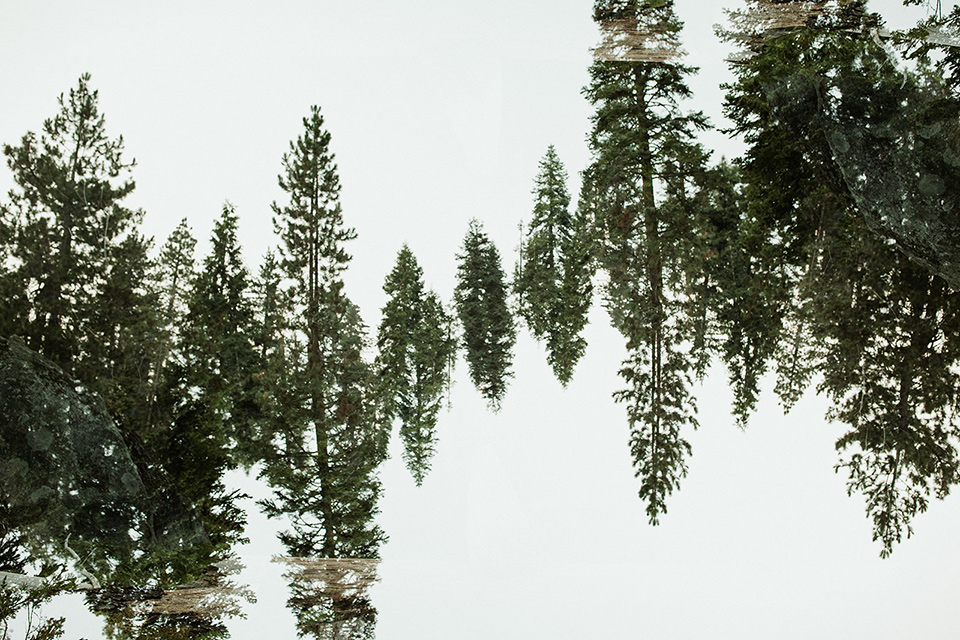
2;1;960;638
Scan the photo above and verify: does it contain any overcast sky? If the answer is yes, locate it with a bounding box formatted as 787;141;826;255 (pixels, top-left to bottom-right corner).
3;1;960;639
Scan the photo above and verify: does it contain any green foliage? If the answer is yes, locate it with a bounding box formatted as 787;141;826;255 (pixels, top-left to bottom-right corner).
514;146;594;386
262;106;386;559
721;2;960;555
454;220;517;411
178;203;261;467
152;218;197;389
376;246;456;485
0;73;140;373
0;579;70;640
583;1;714;523
258;302;386;559
0;76;248;594
897;2;960;92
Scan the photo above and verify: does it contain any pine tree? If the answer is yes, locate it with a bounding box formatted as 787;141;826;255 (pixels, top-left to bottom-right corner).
0;78;246;587
515;146;594;386
376;245;456;485
454;220;517;412
0;73;168;480
583;0;712;523
0;73;140;373
262;106;386;559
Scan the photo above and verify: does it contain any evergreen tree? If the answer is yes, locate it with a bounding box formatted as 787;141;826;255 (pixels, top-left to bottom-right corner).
154;218;197;364
79;231;161;427
722;0;960;554
125;204;256;580
583;0;712;523
0;78;247;587
0;73;162;441
515;146;594;386
252;249;283;361
0;74;140;373
376;245;456;485
453;220;516;412
176;203;261;467
262;106;386;559
899;1;960;93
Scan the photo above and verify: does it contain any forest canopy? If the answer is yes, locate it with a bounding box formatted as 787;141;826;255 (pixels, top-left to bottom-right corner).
2;13;960;638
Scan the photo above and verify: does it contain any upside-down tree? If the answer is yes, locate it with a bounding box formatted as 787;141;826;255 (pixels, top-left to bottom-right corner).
722;0;960;555
514;146;594;386
583;0;715;523
454;219;516;412
376;245;456;485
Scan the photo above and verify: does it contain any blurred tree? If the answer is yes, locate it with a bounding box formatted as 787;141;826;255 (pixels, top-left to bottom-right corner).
276;557;378;640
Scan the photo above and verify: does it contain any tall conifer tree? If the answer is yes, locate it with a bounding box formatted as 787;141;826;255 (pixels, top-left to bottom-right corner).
515;146;594;386
262;106;385;559
179;203;260;465
583;0;712;523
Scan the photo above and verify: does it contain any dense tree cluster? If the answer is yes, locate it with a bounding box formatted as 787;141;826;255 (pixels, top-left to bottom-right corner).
2;6;960;636
719;0;960;556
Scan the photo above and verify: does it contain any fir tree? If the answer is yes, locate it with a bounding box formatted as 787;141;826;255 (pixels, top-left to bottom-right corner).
376;245;456;485
583;0;712;523
262;106;386;559
515;146;594;386
454;219;516;412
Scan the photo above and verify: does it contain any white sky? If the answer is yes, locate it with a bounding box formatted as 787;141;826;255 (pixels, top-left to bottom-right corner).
3;1;960;639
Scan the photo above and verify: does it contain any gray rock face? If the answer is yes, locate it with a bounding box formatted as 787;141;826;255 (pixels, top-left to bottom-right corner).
0;336;145;544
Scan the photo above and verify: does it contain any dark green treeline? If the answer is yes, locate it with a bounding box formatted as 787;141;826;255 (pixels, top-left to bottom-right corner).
2;13;960;636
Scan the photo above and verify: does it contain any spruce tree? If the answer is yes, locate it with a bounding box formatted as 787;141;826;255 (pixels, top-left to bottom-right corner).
454;219;517;412
515;146;594;386
583;0;712;523
262;106;385;559
376;245;456;485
